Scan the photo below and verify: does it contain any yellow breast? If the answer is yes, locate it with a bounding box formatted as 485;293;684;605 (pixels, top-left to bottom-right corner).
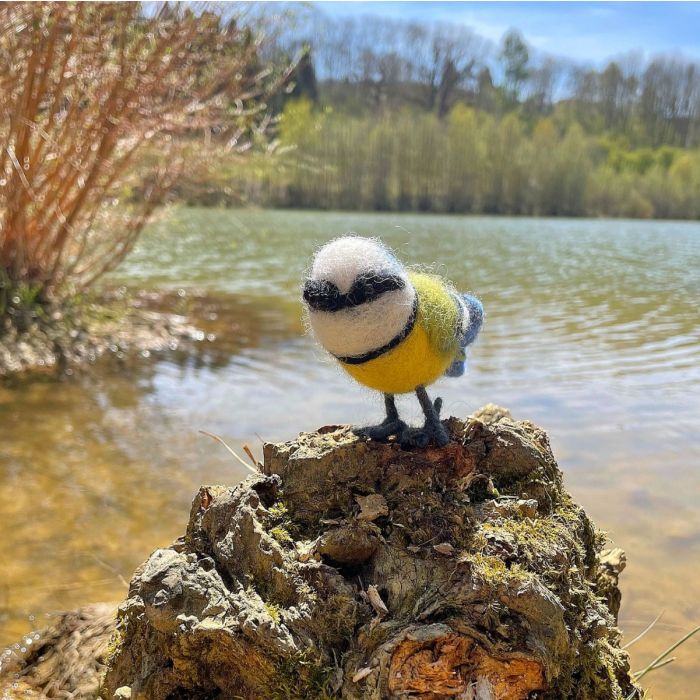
339;317;454;395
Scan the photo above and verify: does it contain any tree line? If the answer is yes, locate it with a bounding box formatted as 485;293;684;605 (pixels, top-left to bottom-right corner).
219;100;700;219
273;14;700;149
193;13;700;219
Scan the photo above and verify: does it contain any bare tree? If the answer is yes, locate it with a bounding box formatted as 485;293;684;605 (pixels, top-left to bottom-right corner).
641;57;700;146
408;22;486;116
525;57;563;115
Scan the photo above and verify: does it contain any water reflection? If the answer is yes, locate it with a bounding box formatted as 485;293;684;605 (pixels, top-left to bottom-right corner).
1;209;699;698
0;292;301;641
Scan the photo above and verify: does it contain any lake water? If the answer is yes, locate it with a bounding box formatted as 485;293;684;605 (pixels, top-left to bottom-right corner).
1;209;699;697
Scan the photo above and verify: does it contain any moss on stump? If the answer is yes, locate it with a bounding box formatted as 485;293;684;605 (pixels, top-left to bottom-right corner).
102;406;638;699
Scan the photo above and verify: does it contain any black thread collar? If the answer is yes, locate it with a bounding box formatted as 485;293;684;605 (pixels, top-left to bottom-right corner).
334;296;419;365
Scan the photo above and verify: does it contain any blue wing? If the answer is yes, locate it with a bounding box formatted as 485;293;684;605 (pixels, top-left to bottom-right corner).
444;294;484;378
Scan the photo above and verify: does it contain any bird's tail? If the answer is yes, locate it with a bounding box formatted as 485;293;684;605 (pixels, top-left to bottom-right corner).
461;294;484;348
445;294;484;378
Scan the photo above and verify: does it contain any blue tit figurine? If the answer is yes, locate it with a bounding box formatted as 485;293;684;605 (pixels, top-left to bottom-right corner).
302;236;483;448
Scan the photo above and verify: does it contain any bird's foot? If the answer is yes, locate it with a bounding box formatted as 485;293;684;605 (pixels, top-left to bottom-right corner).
355;395;449;448
353;418;408;442
398;397;450;449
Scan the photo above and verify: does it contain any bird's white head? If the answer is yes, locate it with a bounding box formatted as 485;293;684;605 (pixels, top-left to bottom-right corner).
303;236;416;359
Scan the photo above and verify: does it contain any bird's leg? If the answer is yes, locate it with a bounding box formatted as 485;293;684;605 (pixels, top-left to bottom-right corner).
399;386;450;448
354;393;407;441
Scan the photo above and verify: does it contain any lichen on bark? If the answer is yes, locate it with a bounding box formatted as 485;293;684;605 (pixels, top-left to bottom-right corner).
102;406;639;699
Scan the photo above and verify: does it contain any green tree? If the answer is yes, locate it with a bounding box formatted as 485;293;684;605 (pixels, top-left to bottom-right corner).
500;30;530;104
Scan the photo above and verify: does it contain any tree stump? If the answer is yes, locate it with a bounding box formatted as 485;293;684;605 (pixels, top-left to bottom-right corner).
102;406;639;699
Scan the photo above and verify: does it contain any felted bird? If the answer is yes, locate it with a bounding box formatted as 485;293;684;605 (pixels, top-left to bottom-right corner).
302;236;483;448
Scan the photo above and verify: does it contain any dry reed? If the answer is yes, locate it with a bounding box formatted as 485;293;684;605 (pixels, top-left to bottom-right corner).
0;2;287;307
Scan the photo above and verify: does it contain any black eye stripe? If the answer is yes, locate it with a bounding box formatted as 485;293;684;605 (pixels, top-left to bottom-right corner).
303;272;404;312
303;279;343;311
347;272;404;305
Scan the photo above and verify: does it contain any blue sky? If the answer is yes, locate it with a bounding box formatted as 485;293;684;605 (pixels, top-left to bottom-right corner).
311;1;700;65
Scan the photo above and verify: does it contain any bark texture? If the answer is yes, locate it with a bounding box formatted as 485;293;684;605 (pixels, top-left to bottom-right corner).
102;406;638;700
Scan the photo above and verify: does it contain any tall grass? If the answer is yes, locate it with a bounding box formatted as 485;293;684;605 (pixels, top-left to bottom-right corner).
0;2;283;308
